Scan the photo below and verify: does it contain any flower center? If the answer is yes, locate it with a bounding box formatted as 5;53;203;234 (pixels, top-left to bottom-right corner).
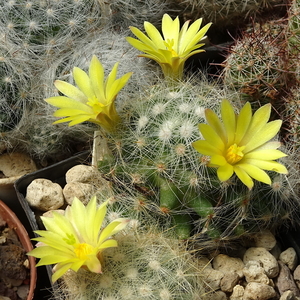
87;96;105;114
226;144;245;165
74;243;94;260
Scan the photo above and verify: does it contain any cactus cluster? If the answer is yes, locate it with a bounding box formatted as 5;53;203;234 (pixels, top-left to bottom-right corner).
58;227;207;300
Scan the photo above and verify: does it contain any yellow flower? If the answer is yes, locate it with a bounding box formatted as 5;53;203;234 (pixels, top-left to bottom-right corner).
45;55;132;132
192;100;288;189
126;14;211;80
27;196;129;282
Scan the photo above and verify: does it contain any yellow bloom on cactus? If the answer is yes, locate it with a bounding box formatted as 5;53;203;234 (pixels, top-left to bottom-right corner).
27;196;129;282
45;55;132;132
126;14;211;80
192;100;288;189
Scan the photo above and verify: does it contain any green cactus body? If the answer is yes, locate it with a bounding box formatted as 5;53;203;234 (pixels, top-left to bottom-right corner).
222;20;288;106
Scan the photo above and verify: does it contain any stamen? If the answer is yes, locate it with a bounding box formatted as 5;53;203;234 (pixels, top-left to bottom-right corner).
74;243;94;259
226;144;245;164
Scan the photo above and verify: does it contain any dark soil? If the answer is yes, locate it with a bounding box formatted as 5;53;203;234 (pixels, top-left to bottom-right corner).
0;215;30;300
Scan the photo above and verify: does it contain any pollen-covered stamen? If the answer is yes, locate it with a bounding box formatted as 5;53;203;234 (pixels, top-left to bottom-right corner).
74;243;95;260
226;144;245;164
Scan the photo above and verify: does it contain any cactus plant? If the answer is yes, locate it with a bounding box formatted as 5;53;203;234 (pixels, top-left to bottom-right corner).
222;20;289;108
57;226;207;300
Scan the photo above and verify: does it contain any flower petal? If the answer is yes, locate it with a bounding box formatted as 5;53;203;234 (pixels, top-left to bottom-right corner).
73;67;95;99
192;140;222;156
243;120;282;153
205;108;226;143
52;263;73;282
244;149;287;160
89;55;105;101
210;154;227;166
45;96;90;111
198;123;225;151
162;14;179;49
243;158;288;174
144;21;165;48
221;99;236;145
217;163;234;182
235;102;252;144
233;165;254;189
237;163;272;185
98;218;129;245
239;103;271;146
53;80;87;103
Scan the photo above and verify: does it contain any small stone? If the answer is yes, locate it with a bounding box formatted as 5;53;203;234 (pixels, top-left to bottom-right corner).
213;254;245;278
198;257;212;269
65;165;100;184
280;248;298;271
280;290;297;300
276;261;300;297
206;290;227;300
26;178;64;211
0;152;37;178
243;282;276;300
63;182;96;205
230;285;245;300
243;260;270;284
202;268;224;291
220;271;239;292
243;247;279;278
294;265;300;290
17;284;29;299
253;230;277;251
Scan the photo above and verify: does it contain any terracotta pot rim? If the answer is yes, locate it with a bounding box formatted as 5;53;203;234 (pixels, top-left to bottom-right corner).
0;200;37;300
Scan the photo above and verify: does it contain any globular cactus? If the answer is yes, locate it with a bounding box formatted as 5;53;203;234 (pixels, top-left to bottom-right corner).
221;20;289;110
58;226;207;300
93;77;300;242
171;0;286;31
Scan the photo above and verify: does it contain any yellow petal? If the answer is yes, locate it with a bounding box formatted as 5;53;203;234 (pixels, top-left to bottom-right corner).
235;102;252;144
85;255;102;273
244;149;287;160
98;239;118;250
192;140;223;156
144;21;165;48
243;120;282;153
98;218;129;245
52;263;73;282
73;67;95;99
237;163;272;185
221;99;236;145
178;19;200;53
205;108;226;143
53;108;92;117
54;80;86;103
240;103;271;145
210;154;227;166
46;96;93;112
199;123;225;151
128;26;157;49
217;163;234;181
183;22;211;52
243;159;288;174
233;165;254;189
89;55;105;101
162;14;179;50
